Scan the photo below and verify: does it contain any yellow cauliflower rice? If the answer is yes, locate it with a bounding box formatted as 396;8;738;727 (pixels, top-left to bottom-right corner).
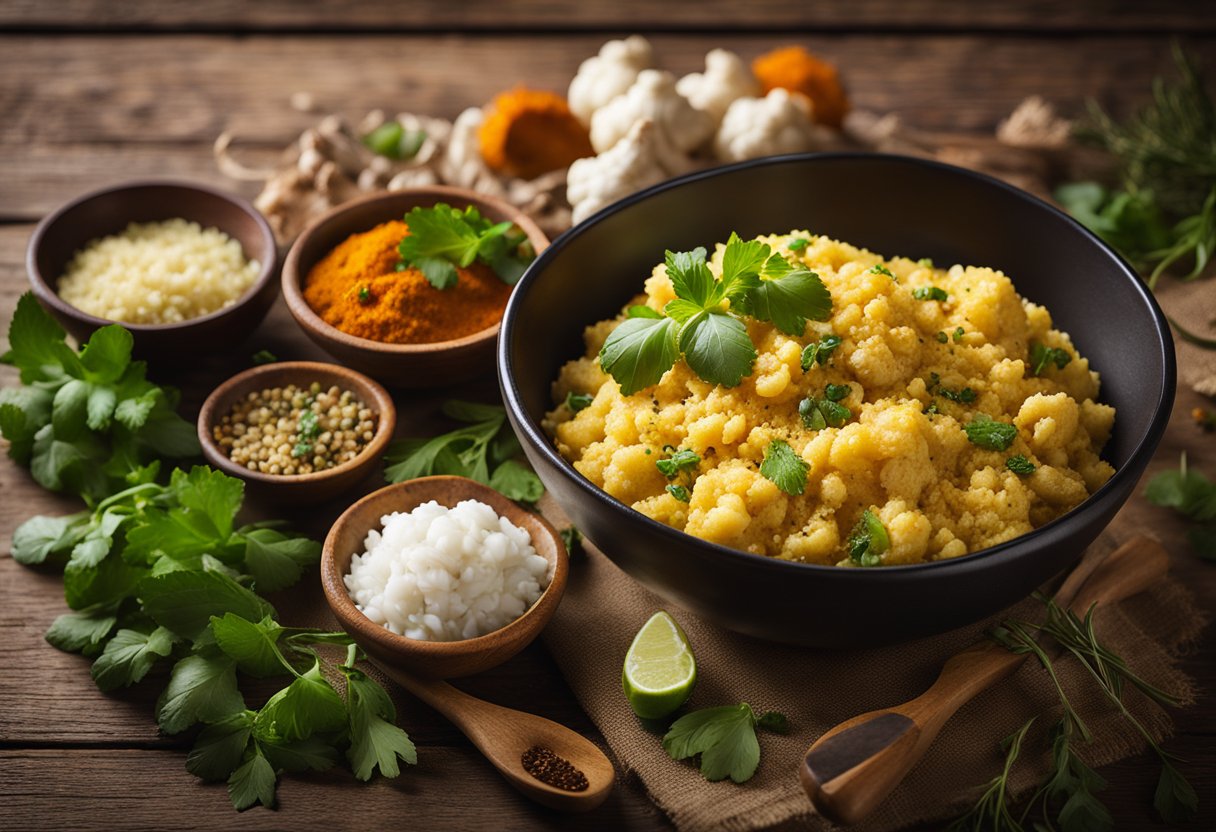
544;232;1115;566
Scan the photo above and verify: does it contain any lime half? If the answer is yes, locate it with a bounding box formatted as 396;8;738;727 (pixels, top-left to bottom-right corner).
622;611;697;719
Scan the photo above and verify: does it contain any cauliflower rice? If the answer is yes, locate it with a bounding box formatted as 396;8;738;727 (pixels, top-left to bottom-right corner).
344;499;551;641
545;231;1116;566
57;218;261;325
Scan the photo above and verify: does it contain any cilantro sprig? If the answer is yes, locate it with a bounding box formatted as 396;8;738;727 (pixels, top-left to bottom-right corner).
662;703;789;783
1029;342;1073;376
599;234;832;395
846;509;890;567
656;446;700;503
1145;453;1216;561
0;294;199;501
965;414;1019;451
760;439;808;496
397;203;535;289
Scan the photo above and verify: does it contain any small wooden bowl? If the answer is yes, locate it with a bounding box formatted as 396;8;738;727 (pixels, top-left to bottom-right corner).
281;187;549;388
197;361;396;504
320;476;569;678
26;180;279;359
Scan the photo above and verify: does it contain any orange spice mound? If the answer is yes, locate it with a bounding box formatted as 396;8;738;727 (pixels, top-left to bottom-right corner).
302;220;511;345
752;46;850;129
479;87;595;180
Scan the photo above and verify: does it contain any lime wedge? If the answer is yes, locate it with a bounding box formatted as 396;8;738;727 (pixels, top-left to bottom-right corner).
622;611;697;719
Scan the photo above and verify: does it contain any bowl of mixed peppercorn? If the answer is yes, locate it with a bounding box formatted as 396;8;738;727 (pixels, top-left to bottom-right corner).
198;360;396;503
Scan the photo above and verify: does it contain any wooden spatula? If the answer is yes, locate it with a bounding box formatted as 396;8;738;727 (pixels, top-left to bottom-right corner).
799;535;1169;825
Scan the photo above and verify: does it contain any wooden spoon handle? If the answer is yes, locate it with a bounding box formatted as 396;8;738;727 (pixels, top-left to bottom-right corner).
800;535;1169;826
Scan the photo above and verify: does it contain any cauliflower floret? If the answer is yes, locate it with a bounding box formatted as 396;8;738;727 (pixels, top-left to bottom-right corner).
675;49;760;124
589;70;714;167
438;107;505;196
713;88;829;162
567;119;669;224
567;36;654;126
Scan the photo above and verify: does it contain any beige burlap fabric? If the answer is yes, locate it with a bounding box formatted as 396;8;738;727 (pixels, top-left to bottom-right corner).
540;523;1203;832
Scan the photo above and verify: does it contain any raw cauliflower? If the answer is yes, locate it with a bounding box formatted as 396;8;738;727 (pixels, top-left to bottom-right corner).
713;88;828;162
675;49;760;124
567;119;668;224
567;35;654;125
590;70;715;164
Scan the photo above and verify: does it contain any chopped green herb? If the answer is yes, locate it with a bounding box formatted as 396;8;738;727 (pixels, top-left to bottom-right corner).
824;383;850;402
939;386;977;404
565;392;594;413
936;331;949;343
870;264;895;278
787;237;809;251
662;703;785;783
1029;342;1073;375
799;394;851;430
964;415;1018;451
846;509;889;567
1006;455;1036;475
912;286;949;302
291;408;320;459
251;350;277;365
799;397;826;430
357;286;373;305
924;401;940;416
760;439;808;496
559;526;586;559
953;326;965;343
397;203;535;289
800;334;842;371
656;448;700;479
666;484;691;503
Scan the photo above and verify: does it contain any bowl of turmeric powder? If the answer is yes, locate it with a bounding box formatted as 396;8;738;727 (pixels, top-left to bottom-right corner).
282;187;549;388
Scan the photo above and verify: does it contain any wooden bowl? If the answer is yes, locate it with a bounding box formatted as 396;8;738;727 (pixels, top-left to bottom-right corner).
197;361;396;504
281;187;549;388
26;180;279;359
320;476;569;678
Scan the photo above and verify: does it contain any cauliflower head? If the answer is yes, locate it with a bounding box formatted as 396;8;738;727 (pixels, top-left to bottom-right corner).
589;69;715;159
675;48;760;123
567;119;669;224
713;88;828;162
567;35;654;126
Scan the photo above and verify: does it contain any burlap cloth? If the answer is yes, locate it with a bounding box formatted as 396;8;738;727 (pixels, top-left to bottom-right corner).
539;519;1203;832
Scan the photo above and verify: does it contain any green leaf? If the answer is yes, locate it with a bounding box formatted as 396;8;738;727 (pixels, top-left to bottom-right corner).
157;650;245;734
756;711;790;734
3;292;69;382
678;311;756;388
170;466;244;540
257;660;347;741
0;402;37;464
488;459;545;505
740;269;832;336
85;385;117;431
186;711;254;781
719;233;771;292
362;121;405;157
760;440;808;496
1029;341;1073;376
51;379;90;440
90;626;175;691
414;256;459;289
1006;455;1037;475
11;511;89;565
912;286;948;302
114;389;159;431
662;703;761;783
79;325;134;384
139;566;275;641
1154;760;1198;822
227;747;277;810
210;613;290;677
663;297;707;324
565;391;593;412
964;415;1019;451
665;247;715;307
847;509;890;567
800;334;842;371
64;551;141;610
599;315;680;396
344;667;416;780
259;735;340;774
242;528;321;593
137;404;202;458
626;305;662;319
441;400;506;424
45;605;118;654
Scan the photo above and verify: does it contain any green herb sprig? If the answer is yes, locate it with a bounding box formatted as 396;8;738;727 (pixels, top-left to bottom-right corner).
1029;342;1073;376
656;446;700;503
801;334;842;371
599;234;832;395
1144;453;1216;561
0;294;200;501
846;509;890;567
397;203;535;289
760;439;808;496
661;703;789;783
964;415;1019;451
383;400;544;505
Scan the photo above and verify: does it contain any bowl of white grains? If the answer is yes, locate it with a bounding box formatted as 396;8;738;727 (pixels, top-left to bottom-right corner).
27;180;279;357
321;476;569;678
198;360;396;503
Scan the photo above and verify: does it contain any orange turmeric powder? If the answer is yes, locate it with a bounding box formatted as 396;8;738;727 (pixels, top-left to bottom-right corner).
303;220;510;344
479;87;595;180
752;46;850;129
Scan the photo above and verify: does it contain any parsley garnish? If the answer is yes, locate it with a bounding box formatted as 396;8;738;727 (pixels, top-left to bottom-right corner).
936;331;949;343
870;264;895;278
599;234;832;395
657;447;699;501
565;391;594;413
953;326;966;343
846;508;889;566
912;286;949;302
1029;341;1073;376
940;386;977;404
1006;455;1036;475
357;286;373;305
799;395;851;430
397;203;535;289
661;703;788;783
964;414;1019;451
383;401;544;504
1145;453;1216;561
666;484;691;503
800;334;842;371
824;383;851;402
760;439;808;495
787;237;810;251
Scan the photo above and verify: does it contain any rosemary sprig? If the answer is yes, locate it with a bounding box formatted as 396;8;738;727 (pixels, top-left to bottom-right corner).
947;717;1036;832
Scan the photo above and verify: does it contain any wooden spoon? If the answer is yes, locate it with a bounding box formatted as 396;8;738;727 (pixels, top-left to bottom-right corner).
372;659;616;813
799;535;1170;825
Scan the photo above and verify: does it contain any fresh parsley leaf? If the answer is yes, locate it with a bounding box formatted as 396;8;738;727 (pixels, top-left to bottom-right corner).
565;391;594;412
679;312;757;388
488;459;545;505
740;269;832;336
756;711;790;734
799;397;826;431
342;664;417;780
799;395;851;430
940;386;977;404
847;509;890;567
90;626;175;691
256;659;347;742
662;703;763;783
870;264;895;278
912;286;948;302
599;316;680;395
1030;342;1073;375
211;613;290;678
656;448;700;479
824;383;850;402
964;415;1019;451
1006;455;1037;475
787;237;809;251
259;735;340;774
187;711;254;782
397;203;534;288
157;649;245;735
800;334;842;371
627;305;663;319
251;350;277;365
227;746;277;811
242;527;321;593
666;247;717;307
45;605;117;654
666;484;691;502
760;440;808;496
11;511;89;565
139;563;276;642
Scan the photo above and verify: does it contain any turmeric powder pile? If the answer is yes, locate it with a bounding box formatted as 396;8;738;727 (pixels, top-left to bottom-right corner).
302;220;510;344
479;87;594;180
753;46;850;129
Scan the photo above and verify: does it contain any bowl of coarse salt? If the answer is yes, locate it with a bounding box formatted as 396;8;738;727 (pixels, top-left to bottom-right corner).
321;476;569;678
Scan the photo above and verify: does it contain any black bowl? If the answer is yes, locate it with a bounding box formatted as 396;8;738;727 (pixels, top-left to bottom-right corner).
498;153;1174;648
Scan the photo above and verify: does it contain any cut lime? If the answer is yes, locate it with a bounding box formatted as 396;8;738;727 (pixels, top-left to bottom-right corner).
622;611;696;719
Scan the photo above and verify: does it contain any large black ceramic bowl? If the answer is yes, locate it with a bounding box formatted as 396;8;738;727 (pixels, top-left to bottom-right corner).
498;153;1174;648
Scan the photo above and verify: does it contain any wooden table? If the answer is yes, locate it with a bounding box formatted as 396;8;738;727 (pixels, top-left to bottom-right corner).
1;3;1213;829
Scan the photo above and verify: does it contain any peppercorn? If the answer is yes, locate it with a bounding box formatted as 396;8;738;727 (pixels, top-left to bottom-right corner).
520;745;589;792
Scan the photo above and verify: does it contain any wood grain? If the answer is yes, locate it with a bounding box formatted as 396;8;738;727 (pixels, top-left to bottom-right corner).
1;0;1213;33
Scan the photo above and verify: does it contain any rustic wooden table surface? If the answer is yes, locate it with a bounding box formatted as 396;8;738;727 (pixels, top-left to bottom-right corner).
1;2;1213;830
